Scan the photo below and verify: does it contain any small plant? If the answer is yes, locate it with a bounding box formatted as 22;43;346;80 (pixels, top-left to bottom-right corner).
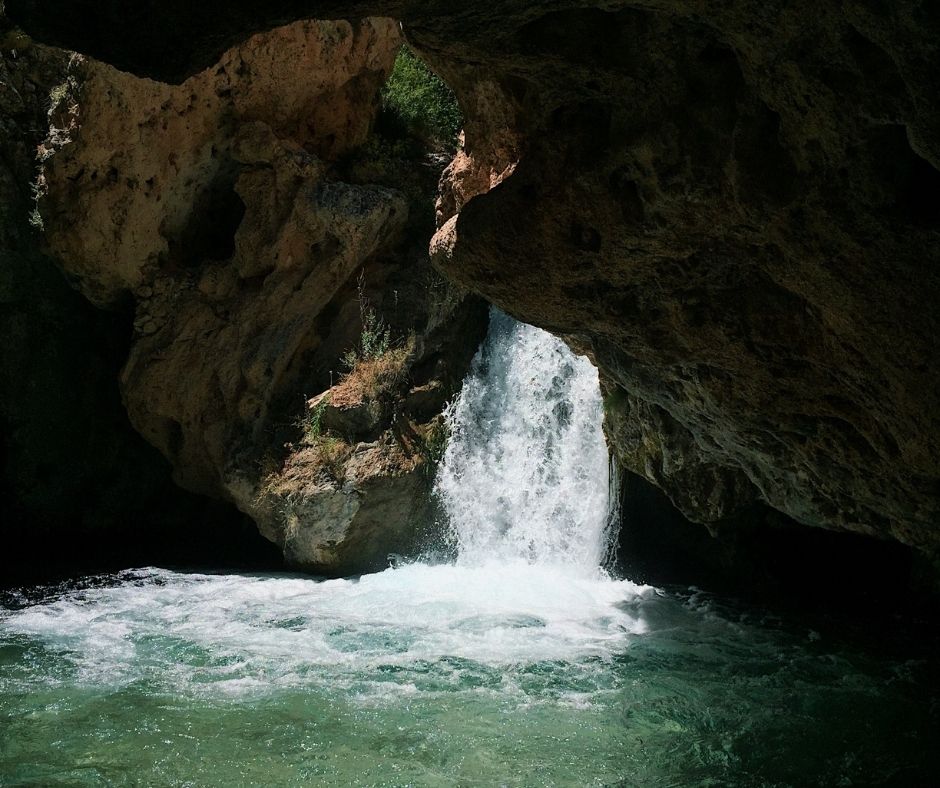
48;81;70;111
27;206;43;230
343;306;392;370
343;274;393;370
304;395;330;444
336;344;411;405
360;307;392;360
313;435;350;483
26;180;45;231
421;415;451;473
285;395;353;484
254;451;286;503
602;386;629;415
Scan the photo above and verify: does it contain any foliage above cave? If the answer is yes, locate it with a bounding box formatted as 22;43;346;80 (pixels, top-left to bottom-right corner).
380;45;461;148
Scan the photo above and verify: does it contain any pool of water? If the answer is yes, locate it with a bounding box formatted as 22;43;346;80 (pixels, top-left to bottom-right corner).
1;566;935;786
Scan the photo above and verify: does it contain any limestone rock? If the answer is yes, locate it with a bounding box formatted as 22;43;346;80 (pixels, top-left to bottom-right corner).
257;437;429;575
246;291;486;574
11;0;940;559
0;20;264;582
26;16;489;573
36;18;401;308
33;16;408;501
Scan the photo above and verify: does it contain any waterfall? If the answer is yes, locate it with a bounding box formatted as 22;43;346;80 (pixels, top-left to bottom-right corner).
0;308;650;708
0;317;925;787
435;309;618;574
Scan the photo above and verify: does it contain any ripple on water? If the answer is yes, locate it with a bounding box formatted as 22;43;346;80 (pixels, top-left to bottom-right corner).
0;568;935;787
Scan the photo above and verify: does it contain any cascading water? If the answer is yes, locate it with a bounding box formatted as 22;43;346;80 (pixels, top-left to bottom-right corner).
0;309;650;693
0;313;933;786
436;310;617;572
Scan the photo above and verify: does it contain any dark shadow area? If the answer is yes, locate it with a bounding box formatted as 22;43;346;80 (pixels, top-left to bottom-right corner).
1;501;284;590
0;244;281;591
616;470;939;622
0;22;282;589
168;166;246;268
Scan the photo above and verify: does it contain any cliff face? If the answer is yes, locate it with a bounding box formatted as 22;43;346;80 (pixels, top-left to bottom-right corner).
0;23;279;583
7;1;940;563
20;18;486;574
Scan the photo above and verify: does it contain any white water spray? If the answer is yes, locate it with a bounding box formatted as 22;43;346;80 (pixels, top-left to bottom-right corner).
436;310;618;573
0;311;650;701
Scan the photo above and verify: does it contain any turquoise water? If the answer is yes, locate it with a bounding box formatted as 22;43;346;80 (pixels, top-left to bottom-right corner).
2;315;934;785
1;566;935;787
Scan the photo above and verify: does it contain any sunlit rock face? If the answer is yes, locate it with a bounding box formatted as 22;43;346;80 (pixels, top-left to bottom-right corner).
37;19;401;308
25;17;487;573
0;27;276;581
33;19;401;491
9;1;940;558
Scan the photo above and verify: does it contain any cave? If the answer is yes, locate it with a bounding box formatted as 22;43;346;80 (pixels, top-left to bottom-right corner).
1;2;938;783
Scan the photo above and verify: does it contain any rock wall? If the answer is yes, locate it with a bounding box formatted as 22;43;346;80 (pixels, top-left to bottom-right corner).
7;1;940;565
421;3;940;555
25;17;486;574
0;20;277;584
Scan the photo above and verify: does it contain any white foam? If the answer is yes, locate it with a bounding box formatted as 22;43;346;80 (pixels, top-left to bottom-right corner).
0;566;652;698
0;313;649;702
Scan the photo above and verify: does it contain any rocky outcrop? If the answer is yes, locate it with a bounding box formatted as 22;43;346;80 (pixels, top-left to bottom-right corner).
8;1;940;563
36;19;401;308
422;3;940;555
27;17;486;573
0;19;276;584
251;291;484;574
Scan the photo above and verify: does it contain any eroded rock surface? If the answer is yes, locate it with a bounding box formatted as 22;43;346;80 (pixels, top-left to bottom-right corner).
9;1;940;561
423;2;940;553
253;292;484;575
0;20;273;582
30;18;487;573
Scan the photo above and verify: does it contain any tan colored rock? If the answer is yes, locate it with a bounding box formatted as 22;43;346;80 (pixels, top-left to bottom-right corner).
10;0;940;577
33;16;490;573
119;142;408;496
37;18;400;307
245;299;484;574
257;437;430;575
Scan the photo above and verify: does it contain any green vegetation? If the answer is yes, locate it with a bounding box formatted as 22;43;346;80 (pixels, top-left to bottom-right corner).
338;280;414;405
309;435;350;483
342;305;392;371
48;80;70;111
27;206;43;230
27;179;45;230
380;46;462;148
301;397;352;483
286;396;351;484
340;48;462;236
341;345;410;405
342;275;392;370
304;395;330;444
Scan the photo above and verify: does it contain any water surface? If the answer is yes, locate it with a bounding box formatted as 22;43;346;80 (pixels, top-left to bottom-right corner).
0;566;935;786
1;312;935;786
